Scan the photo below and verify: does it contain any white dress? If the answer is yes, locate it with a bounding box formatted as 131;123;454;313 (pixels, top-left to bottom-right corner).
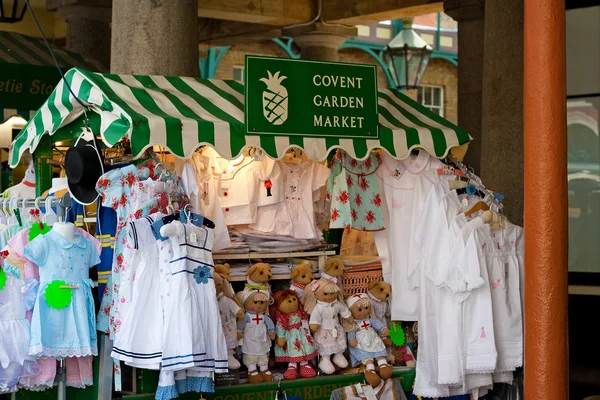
181;153;231;251
309;300;352;356
159;221;228;373
111;214;165;369
0;275;39;393
374;151;445;321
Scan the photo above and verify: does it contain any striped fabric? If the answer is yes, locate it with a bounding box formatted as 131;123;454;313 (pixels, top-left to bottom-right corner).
0;31;107;72
9;68;470;167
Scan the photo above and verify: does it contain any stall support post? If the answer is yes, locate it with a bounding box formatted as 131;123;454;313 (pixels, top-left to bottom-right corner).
33;135;54;197
523;0;568;398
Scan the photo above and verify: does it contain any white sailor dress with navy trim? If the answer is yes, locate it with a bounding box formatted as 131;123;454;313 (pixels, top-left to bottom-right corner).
158;220;228;373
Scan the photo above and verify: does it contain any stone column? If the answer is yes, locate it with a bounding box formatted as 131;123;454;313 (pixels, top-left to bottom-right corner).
283;23;356;61
110;0;198;76
48;2;112;68
480;0;524;225
444;0;485;173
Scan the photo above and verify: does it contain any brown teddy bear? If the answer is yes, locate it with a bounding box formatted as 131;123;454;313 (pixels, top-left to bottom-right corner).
345;293;393;387
246;262;272;290
215;273;244;370
269;290;317;379
321;257;344;293
303;279;354;374
367;280;392;345
238;288;276;383
215;263;231;281
289;262;313;302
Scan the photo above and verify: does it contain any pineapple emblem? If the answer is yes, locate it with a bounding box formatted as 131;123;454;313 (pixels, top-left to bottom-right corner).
260;70;288;125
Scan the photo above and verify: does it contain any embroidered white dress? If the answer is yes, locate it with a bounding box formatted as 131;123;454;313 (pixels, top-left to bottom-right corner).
309;300;351;356
159;221;227;373
111;214;165;369
374;151;445;321
218;294;242;350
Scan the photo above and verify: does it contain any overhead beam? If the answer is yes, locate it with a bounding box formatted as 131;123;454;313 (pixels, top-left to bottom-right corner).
323;0;443;25
198;19;282;45
197;0;315;26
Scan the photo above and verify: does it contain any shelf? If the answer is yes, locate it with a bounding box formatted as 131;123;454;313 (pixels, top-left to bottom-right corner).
213;250;336;260
230;273;321;282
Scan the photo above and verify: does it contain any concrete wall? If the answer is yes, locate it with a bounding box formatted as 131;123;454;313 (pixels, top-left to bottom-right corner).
566;6;600;96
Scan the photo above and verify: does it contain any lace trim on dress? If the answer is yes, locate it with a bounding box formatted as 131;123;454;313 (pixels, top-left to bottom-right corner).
28;344;98;359
66;378;94;388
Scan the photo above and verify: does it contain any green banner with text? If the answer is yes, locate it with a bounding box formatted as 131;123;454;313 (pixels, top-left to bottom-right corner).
245;56;378;139
0;63;61;110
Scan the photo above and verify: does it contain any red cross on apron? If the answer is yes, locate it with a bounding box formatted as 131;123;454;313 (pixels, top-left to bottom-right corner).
252;314;263;324
360;320;370;329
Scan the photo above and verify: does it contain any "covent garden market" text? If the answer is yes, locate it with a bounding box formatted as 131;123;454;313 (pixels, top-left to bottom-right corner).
312;74;366;129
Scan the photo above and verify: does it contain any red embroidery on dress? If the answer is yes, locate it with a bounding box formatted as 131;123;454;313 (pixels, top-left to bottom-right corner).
331;208;340;222
354;194;363;207
364;211;376;224
358;177;369;191
336;190;349;204
371;193;382;207
350;209;358;221
346;175;354;188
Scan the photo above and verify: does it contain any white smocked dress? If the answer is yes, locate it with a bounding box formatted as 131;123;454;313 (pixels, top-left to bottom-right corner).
159;221;228;373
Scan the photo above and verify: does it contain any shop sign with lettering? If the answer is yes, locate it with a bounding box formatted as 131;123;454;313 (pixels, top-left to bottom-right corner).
0;64;61;110
245;56;379;139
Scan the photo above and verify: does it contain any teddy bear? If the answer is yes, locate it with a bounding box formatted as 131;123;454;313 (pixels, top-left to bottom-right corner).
215;263;231;281
289;262;313;302
320;257;344;293
215;273;244;370
269;289;318;380
245;262;272;292
238;288;276;383
345;293;393;387
303;279;354;374
367;280;392;345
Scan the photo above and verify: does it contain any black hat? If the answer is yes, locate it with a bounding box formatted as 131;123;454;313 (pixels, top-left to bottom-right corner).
65;130;104;205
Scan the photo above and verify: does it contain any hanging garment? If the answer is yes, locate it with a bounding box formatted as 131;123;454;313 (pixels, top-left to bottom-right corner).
204;148;261;225
218;293;242;351
327;151;384;231
309;300;351;356
181;153;230;250
95;162;188;336
111;213;165;369
0;274;40;393
373;150;446;321
7;228;98;391
157;220;227;373
24;230;101;358
251;159;329;240
155;368;214;400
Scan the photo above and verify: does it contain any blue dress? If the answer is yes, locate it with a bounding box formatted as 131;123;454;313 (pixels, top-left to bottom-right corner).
24;230;101;358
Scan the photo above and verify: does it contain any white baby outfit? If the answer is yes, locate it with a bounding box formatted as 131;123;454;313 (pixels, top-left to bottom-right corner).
218;293;242;350
251;159;329;240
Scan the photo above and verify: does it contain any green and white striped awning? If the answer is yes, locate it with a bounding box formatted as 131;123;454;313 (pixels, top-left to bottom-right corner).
9;68;470;167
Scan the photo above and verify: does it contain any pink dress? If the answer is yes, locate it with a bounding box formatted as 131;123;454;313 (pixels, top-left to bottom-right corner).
8;227;100;390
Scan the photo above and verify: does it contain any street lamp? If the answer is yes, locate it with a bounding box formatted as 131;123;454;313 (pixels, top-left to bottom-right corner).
0;0;27;23
384;18;433;90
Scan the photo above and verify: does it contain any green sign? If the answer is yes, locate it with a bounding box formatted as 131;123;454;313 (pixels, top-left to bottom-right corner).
0;63;62;110
245;56;378;139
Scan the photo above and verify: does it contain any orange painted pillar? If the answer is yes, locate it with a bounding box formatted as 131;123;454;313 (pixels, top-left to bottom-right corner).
523;0;568;399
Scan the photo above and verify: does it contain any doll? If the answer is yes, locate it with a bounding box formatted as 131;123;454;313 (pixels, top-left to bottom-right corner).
270;290;318;380
215;273;244;370
303;279;354;374
346;293;393;387
289;262;313;302
238;288;276;383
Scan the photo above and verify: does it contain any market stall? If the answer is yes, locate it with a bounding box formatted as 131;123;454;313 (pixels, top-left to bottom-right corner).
2;57;522;400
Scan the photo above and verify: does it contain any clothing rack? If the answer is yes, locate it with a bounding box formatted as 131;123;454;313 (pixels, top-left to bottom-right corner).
446;153;503;212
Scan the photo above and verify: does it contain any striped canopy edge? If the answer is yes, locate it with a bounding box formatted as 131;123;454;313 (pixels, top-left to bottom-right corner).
9;68;471;168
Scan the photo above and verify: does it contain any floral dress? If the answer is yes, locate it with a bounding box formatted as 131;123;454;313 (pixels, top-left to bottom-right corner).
95;162;187;337
274;311;317;363
327;150;384;231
